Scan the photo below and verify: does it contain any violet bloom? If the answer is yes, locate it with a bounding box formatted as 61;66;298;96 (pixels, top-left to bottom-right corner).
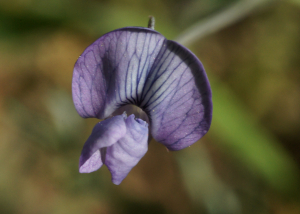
72;26;212;185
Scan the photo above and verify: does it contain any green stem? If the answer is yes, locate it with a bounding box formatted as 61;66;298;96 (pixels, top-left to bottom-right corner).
175;0;276;46
148;16;155;30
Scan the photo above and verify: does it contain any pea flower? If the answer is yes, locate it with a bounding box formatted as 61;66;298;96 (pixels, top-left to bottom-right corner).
72;23;212;185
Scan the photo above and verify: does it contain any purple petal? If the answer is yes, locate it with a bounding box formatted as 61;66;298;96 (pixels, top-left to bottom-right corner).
73;27;212;151
105;114;148;185
79;150;102;173
72;27;165;119
144;40;212;150
79;114;127;173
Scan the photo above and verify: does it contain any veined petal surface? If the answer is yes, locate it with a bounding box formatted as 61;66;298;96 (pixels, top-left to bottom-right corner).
73;27;212;151
145;40;212;150
72;27;164;118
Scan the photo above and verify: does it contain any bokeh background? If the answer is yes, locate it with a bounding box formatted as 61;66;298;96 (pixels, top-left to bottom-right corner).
1;0;300;213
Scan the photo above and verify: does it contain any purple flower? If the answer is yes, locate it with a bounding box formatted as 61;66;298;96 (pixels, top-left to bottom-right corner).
72;27;212;185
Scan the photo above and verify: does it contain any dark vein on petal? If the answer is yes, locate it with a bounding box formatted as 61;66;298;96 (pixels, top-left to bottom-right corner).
136;32;147;103
146;81;177;111
123;32;131;102
143;53;187;108
162;94;197;141
145;78;177;109
141;47;169;100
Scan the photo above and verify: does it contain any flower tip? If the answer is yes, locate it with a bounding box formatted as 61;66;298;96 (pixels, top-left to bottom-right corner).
135;118;148;127
79;150;103;173
112;179;122;185
122;111;127;118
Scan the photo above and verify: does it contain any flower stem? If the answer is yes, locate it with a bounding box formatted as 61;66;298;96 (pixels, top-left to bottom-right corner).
148;16;155;30
175;0;276;46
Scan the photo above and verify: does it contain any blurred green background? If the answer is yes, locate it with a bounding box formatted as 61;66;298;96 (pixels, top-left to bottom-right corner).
1;0;300;213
